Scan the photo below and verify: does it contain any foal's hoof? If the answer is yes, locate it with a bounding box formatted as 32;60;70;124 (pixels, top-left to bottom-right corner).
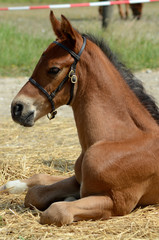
40;202;73;226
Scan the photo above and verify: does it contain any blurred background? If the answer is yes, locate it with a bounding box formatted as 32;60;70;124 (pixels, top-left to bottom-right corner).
0;0;159;76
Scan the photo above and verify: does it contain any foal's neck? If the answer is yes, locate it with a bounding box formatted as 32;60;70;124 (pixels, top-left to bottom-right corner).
72;42;158;152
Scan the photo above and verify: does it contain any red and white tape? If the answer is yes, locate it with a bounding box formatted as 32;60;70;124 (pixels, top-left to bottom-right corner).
0;0;158;11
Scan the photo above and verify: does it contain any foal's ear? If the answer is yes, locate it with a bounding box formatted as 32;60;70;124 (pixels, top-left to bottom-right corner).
50;11;63;39
61;15;79;44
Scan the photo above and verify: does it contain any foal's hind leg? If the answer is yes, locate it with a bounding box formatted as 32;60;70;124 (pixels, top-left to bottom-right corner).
0;174;66;194
25;176;80;210
40;195;114;226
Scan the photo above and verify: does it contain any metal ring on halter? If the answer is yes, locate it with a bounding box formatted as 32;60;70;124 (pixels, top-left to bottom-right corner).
71;75;77;84
47;110;57;120
68;70;75;78
68;70;78;83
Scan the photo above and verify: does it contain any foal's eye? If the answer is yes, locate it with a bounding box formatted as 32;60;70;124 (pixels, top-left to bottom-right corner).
48;67;60;75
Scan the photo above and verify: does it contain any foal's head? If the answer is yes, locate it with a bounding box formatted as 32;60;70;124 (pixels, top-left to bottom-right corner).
11;12;85;126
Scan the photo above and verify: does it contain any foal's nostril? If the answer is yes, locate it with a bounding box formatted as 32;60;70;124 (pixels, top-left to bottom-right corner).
13;104;23;117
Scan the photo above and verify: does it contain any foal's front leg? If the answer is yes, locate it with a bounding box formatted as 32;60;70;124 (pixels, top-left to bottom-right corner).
25;175;80;211
40;195;114;226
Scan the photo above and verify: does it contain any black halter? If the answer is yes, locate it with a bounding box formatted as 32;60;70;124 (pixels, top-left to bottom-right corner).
29;36;86;120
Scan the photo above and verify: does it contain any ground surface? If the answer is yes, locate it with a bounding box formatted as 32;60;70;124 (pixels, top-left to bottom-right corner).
0;71;159;239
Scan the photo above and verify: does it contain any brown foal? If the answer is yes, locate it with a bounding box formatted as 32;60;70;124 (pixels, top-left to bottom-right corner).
1;11;159;226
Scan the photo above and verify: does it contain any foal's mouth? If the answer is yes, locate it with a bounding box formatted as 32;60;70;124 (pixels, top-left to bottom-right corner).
22;111;35;127
12;110;35;127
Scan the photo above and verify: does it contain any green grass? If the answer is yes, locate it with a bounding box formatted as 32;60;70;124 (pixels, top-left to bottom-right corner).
101;20;159;71
0;23;52;76
0;2;159;76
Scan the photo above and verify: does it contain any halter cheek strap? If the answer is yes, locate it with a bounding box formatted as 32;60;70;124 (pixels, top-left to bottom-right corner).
53;37;86;106
29;36;86;120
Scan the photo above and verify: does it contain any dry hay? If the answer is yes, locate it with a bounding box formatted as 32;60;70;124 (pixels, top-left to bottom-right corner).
1;115;159;240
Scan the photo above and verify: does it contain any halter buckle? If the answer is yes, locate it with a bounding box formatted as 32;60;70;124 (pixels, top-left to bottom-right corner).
47;110;57;120
69;70;78;84
68;70;74;78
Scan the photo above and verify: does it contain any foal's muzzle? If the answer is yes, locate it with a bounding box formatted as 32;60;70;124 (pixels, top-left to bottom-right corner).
11;102;35;127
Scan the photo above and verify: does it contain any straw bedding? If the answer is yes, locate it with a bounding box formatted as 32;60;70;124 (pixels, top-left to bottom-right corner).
0;75;159;240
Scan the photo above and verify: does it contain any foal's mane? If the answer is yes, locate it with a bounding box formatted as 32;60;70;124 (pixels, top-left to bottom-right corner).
83;34;159;125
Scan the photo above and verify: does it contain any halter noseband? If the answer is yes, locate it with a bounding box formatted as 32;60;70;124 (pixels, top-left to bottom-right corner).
29;36;86;120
